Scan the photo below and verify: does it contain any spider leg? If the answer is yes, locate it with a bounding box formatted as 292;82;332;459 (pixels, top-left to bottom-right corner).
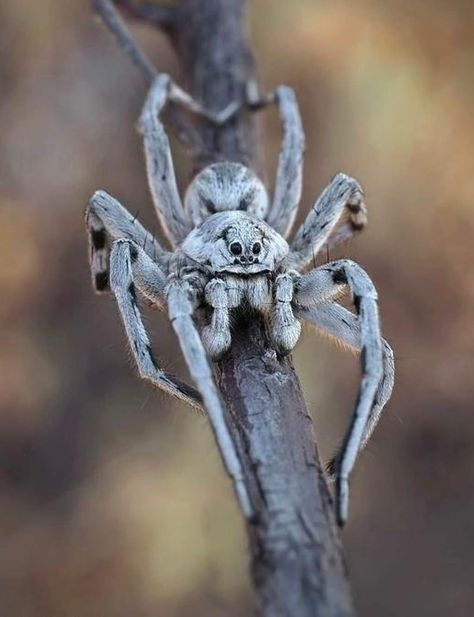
288;174;367;272
265;86;305;238
201;278;232;361
167;278;253;519
85;190;169;293
138;74;192;247
325;219;363;253
295;301;394;474
138;74;241;248
271;272;301;355
109;239;202;410
294;260;383;525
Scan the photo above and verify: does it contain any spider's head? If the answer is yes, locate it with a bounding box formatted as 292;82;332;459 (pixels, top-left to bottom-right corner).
181;211;289;275
184;162;269;227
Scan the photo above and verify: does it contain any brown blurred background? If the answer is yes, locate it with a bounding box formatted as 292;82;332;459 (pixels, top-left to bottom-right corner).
1;1;473;615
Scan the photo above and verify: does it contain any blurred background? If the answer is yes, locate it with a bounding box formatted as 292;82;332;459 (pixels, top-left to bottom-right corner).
1;1;473;615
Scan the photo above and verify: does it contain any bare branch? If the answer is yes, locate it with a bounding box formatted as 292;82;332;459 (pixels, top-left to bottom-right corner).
92;0;157;81
113;0;178;35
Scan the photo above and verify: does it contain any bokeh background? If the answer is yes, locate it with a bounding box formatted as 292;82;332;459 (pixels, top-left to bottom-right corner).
1;1;473;615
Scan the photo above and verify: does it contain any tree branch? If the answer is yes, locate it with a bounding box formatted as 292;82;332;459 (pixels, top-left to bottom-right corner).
92;0;157;79
113;0;178;35
92;1;356;614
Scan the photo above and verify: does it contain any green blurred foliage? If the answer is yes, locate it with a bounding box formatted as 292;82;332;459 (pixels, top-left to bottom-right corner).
1;1;473;615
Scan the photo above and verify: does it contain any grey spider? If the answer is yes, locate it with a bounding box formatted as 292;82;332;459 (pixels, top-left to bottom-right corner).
85;73;394;526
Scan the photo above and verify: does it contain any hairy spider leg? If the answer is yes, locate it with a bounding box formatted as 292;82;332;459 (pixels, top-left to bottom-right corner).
138;75;244;248
138;75;192;247
108;239;202;410
86;190;169;293
295;302;394;476
271;272;301;354
201;278;232;361
288;174;367;273
294;260;384;525
266;85;305;238
167;278;254;519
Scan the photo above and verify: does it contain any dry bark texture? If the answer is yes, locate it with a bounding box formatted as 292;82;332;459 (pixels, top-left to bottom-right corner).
104;1;356;615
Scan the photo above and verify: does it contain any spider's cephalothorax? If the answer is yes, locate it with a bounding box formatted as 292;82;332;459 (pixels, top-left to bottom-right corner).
181;210;288;275
178;208;295;358
85;74;394;526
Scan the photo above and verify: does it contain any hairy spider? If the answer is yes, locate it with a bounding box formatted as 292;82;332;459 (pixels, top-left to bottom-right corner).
85;73;394;526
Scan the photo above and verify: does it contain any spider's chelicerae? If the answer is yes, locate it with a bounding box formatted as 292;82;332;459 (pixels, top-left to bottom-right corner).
85;74;394;525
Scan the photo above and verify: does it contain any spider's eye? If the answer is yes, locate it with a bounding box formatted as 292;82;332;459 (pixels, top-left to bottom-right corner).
230;242;243;255
238;198;248;211
252;242;261;255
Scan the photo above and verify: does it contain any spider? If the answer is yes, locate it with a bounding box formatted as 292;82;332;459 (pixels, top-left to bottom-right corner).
85;72;394;526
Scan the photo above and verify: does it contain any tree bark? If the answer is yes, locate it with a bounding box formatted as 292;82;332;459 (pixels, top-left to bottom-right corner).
107;1;356;615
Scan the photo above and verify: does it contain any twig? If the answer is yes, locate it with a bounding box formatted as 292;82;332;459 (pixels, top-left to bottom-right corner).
113;0;178;34
92;0;157;80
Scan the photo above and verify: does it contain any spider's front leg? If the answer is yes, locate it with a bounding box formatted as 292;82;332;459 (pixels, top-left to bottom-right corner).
294;259;384;525
264;85;305;238
138;75;192;247
166;277;253;519
289;174;367;272
201;278;232;361
271;272;301;355
108;239;202;410
85;190;169;293
138;75;241;247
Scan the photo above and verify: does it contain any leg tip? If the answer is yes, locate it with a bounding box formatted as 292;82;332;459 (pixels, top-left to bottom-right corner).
94;271;109;293
336;511;348;528
336;475;350;528
272;320;301;356
201;326;231;361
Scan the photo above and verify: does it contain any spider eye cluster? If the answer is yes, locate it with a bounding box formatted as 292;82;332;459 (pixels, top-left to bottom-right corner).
229;241;262;257
230;242;243;255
